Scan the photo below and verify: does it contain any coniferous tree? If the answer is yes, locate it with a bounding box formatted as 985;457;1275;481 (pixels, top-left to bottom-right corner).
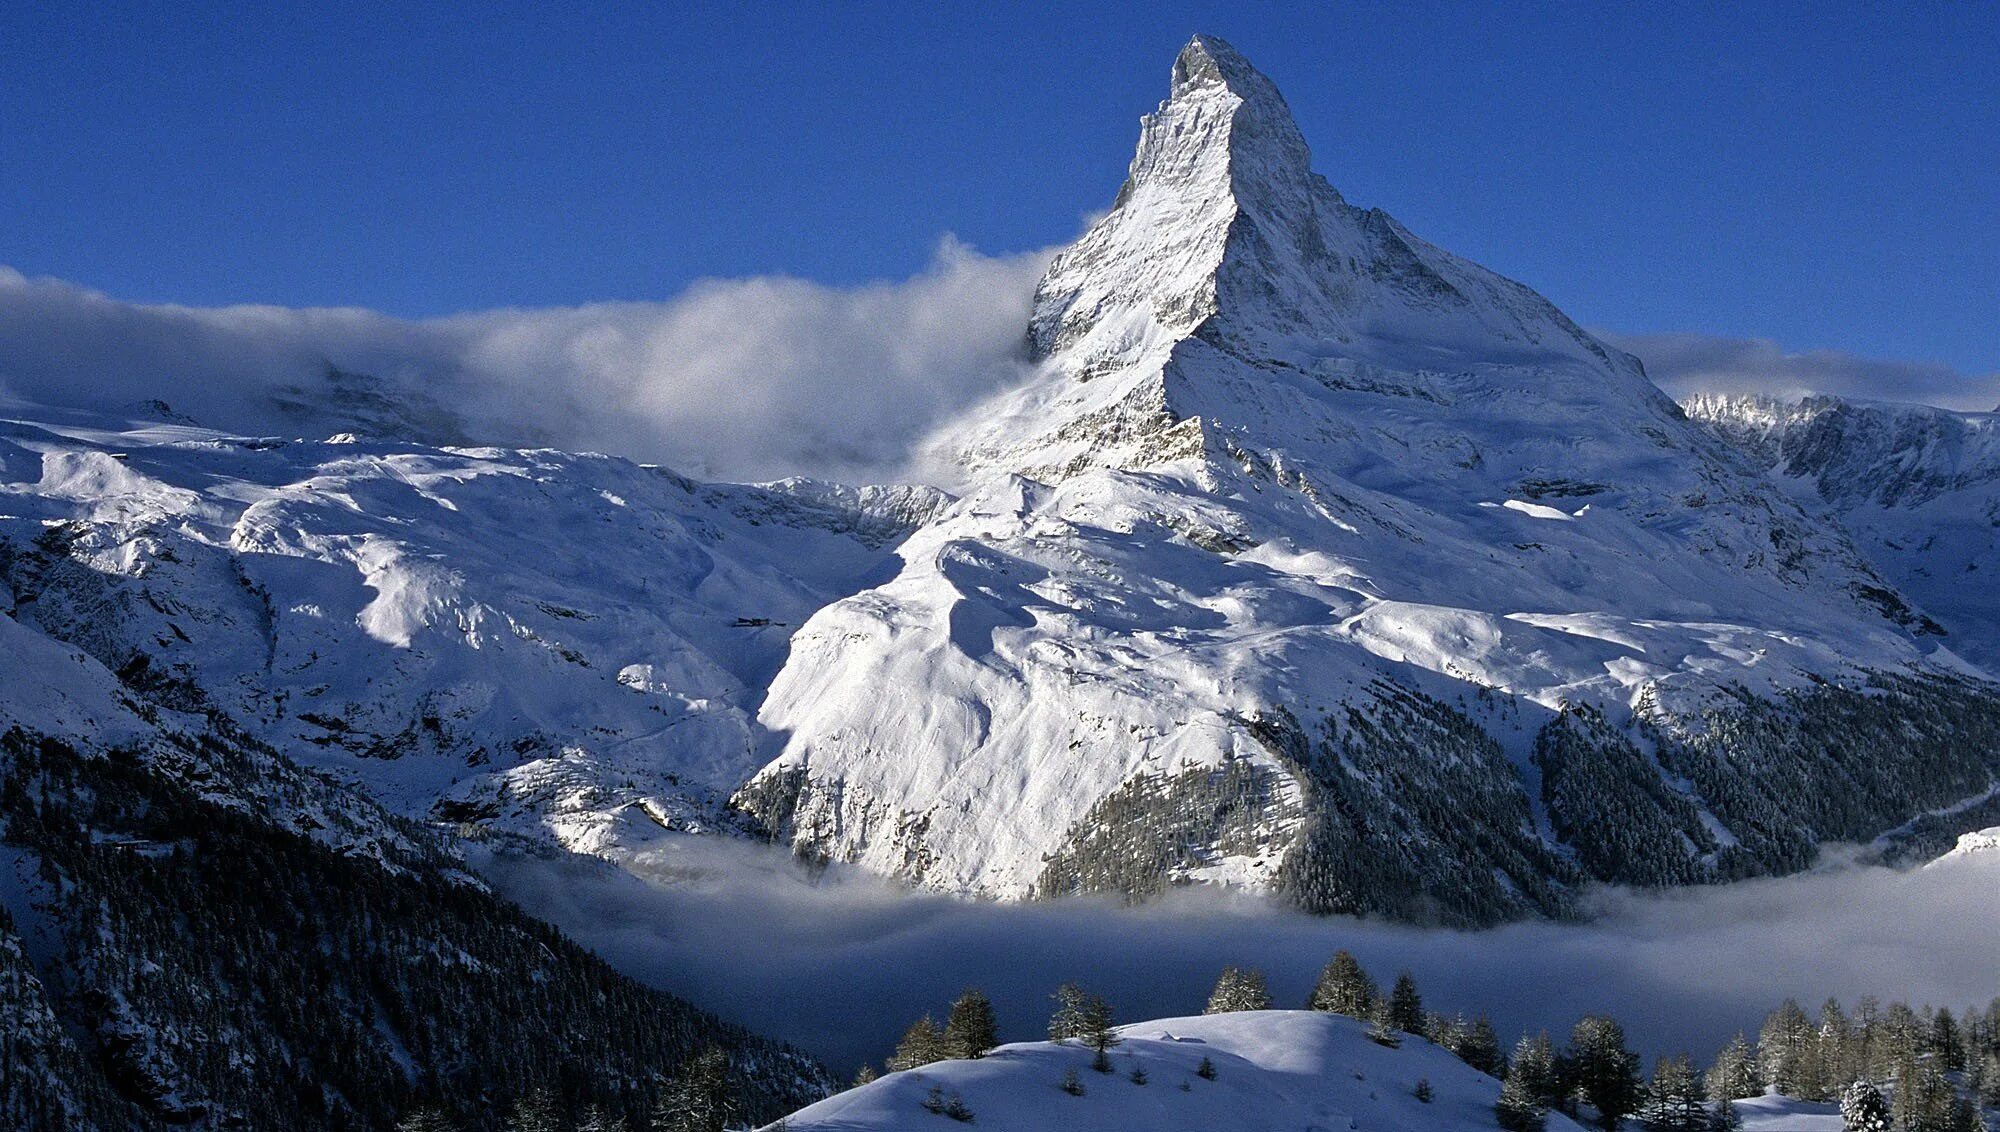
887;1015;950;1072
1205;966;1273;1014
1815;999;1853;1099
1387;972;1424;1033
1079;991;1121;1072
1460;1016;1506;1078
1878;1002;1921;1077
1926;1008;1964;1072
943;989;999;1059
506;1089;563;1132
1891;1058;1958;1132
1566;1016;1642;1131
1049;983;1089;1042
576;1104;627;1132
1706;1033;1763;1101
852;1065;878;1088
1497;1056;1550;1132
1639;1055;1710;1132
1713;1094;1744;1132
652;1046;733;1132
1196;1056;1218;1080
1060;1068;1084;1096
1511;1033;1564;1109
1759;1000;1817;1098
1307;950;1377;1018
1839;1079;1891;1132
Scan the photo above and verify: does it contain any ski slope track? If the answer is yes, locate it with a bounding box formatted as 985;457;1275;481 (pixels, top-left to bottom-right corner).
738;36;2000;922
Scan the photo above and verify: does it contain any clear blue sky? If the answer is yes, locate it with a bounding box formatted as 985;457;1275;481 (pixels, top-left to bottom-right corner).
3;2;1994;371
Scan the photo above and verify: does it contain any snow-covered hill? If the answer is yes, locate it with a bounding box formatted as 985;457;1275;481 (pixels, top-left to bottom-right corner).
777;1010;1584;1132
739;36;2000;921
0;399;942;855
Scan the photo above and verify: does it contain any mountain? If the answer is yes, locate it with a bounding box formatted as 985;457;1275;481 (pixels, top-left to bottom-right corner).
737;36;2000;923
777;1010;1585;1132
1683;391;2000;669
0;400;942;858
0;579;832;1129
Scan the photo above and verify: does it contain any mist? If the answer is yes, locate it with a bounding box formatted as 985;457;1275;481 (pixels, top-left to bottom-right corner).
484;836;2000;1077
0;240;1050;485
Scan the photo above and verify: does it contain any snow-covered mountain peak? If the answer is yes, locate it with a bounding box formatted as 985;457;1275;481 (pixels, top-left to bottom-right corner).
964;36;1645;482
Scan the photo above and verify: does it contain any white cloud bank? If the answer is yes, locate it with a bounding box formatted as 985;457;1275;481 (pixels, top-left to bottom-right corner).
486;838;2000;1077
0;240;1050;484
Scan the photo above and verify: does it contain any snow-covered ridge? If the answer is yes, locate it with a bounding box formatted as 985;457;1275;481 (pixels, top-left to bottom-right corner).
0;401;938;857
778;1010;1586;1132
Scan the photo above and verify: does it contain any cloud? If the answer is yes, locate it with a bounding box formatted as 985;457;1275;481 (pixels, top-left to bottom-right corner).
484;837;2000;1078
0;240;1052;484
1605;330;2000;412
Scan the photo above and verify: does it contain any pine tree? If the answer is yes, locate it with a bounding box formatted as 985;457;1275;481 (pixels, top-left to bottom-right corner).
1497;1060;1550;1132
1891;1057;1958;1132
1060;1068;1084;1096
651;1046;733;1132
1460;1016;1505;1078
505;1089;563;1132
1049;983;1089;1042
1414;1078;1435;1103
1196;1056;1217;1080
1307;950;1376;1018
1927;1008;1965;1072
1567;1015;1642;1131
943;989;999;1060
852;1065;878;1088
1079;991;1120;1073
1387;971;1424;1033
1639;1055;1710;1132
576;1104;627;1132
1815;999;1852;1100
1712;1094;1743;1132
1130;1064;1148;1085
1204;966;1273;1014
1705;1033;1762;1101
1759;1000;1817;1098
1839;1079;1890;1132
1511;1032;1563;1108
887;1015;950;1072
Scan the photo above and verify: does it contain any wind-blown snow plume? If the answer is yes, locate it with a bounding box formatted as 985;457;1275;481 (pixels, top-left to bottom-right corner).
0;240;1050;483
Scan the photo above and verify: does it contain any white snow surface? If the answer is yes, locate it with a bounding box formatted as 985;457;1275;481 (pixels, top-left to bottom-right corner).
777;1010;1585;1132
746;36;1961;898
1685;391;2000;669
0;400;943;854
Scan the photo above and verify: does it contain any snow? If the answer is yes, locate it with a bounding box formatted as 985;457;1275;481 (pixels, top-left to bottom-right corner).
0;402;944;860
777;1010;1586;1132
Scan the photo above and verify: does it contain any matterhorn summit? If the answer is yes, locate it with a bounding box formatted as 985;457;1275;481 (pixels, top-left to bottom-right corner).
742;37;2000;922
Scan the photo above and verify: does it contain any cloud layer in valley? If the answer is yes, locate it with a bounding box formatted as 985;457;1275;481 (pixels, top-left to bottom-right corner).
0;240;1049;485
486;837;2000;1077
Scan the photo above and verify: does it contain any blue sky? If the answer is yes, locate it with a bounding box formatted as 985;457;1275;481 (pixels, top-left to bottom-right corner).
2;2;1994;372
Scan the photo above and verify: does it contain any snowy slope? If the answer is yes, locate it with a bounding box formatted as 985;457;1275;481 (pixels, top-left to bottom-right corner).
0;398;943;855
741;36;1999;920
778;1010;1586;1132
1685;392;2000;669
